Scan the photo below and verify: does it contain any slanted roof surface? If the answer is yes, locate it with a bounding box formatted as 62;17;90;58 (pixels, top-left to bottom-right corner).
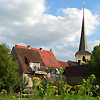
67;60;87;67
14;45;61;69
75;50;91;56
58;60;69;69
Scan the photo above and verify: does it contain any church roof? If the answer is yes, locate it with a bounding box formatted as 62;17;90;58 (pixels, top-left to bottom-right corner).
75;50;91;56
79;8;88;51
75;8;91;55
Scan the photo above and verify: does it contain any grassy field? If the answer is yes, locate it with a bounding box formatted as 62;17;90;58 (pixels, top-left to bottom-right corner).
0;95;98;100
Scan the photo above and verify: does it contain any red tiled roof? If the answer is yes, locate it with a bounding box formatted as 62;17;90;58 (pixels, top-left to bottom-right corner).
58;60;69;69
12;46;45;73
15;45;61;68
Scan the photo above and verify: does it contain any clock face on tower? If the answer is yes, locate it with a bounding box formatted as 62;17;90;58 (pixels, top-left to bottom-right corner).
78;55;81;58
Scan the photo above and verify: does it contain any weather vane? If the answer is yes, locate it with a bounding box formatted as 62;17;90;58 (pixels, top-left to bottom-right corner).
83;2;85;8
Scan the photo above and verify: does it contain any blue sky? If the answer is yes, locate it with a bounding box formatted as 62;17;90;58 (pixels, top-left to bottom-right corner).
0;0;100;61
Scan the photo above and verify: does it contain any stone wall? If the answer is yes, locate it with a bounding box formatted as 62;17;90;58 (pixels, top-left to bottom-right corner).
22;73;33;87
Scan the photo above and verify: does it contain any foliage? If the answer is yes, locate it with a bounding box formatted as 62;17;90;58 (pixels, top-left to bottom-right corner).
0;74;99;100
46;83;57;99
23;89;28;94
33;77;42;91
58;67;64;74
74;74;99;96
88;45;100;84
0;43;20;92
63;84;72;95
1;89;7;96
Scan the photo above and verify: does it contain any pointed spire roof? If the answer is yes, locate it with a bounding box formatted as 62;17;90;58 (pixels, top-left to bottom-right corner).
75;8;91;56
79;8;88;51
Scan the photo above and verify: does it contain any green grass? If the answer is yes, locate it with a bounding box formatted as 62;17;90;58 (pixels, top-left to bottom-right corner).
0;95;98;100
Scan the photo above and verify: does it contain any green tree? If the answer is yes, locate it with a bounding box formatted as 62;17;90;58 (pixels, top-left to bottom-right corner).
88;44;100;84
0;43;20;92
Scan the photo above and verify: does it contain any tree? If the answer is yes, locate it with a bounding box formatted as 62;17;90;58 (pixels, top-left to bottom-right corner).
0;43;20;91
88;44;100;84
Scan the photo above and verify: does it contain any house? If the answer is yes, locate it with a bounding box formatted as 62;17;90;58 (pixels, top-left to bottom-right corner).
11;44;61;87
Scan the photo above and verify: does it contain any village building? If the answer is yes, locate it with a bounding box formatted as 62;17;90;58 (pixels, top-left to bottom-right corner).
11;7;91;86
11;44;67;87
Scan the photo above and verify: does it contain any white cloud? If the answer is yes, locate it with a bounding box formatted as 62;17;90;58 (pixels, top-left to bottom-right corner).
0;0;99;61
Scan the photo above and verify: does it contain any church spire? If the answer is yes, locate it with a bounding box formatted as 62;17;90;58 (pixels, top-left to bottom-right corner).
79;5;88;51
75;2;91;63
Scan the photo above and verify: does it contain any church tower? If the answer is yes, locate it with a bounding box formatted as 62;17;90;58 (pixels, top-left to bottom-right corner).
75;7;91;63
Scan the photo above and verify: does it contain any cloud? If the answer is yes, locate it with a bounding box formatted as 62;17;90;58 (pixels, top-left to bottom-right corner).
0;0;99;61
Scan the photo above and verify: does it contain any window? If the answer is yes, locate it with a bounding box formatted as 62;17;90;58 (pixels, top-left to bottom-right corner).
78;55;81;58
30;62;34;71
50;59;54;64
83;56;85;61
35;63;39;67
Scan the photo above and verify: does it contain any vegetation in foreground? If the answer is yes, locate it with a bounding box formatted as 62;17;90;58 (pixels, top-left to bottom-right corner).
0;73;100;100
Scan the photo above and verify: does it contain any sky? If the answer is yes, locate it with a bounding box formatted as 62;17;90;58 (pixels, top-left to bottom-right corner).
0;0;100;62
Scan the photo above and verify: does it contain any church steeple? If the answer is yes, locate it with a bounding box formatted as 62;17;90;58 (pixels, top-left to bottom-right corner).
75;3;91;63
79;8;88;51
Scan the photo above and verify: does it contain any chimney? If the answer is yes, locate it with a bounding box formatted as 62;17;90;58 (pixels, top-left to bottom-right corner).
27;45;31;49
50;48;53;52
40;48;43;51
78;60;81;65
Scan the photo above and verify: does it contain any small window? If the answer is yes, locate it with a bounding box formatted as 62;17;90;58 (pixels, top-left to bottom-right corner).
83;56;85;61
50;59;54;64
30;62;34;71
35;63;39;67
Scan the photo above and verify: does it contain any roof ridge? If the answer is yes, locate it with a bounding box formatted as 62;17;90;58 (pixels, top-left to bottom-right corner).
15;44;52;52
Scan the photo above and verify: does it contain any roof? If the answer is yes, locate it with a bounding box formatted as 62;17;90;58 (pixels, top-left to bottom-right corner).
79;8;88;51
67;60;87;67
13;45;61;69
75;9;91;56
58;60;69;69
12;46;45;73
75;50;91;56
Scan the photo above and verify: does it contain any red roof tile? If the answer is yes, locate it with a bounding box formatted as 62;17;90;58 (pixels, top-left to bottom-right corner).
58;60;69;69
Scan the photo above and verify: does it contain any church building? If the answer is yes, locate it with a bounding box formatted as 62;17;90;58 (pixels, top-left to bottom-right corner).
75;8;91;63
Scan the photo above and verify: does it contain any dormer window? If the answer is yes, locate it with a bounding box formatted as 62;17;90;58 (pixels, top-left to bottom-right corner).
50;59;54;64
